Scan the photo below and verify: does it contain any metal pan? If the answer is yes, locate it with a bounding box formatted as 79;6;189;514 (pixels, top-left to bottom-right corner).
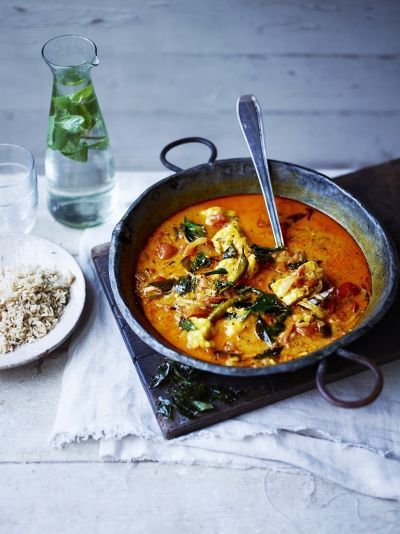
110;138;399;407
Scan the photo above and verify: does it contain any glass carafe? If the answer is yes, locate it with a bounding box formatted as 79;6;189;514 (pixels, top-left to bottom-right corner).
42;35;116;227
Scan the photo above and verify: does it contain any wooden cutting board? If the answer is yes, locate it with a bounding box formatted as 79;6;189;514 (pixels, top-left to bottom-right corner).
92;160;400;439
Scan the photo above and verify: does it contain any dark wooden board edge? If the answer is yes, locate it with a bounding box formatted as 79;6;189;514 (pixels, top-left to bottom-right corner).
92;245;399;439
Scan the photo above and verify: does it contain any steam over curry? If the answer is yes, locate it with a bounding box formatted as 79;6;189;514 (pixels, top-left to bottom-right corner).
135;195;371;368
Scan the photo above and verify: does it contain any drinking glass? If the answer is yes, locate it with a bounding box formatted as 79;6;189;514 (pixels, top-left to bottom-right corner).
0;144;38;233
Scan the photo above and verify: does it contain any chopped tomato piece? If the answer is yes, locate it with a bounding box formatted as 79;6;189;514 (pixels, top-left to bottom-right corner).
338;282;360;299
157;243;177;259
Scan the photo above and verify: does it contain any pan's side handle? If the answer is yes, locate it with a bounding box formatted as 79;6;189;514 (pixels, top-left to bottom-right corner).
160;137;218;172
316;349;383;408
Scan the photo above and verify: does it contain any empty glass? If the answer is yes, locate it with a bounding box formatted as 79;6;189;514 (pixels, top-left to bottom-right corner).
0;144;38;233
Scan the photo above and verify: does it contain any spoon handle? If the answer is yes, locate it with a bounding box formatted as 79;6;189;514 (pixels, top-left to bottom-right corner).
237;95;285;249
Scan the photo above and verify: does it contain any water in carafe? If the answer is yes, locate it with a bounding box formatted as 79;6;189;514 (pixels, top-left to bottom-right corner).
42;35;116;228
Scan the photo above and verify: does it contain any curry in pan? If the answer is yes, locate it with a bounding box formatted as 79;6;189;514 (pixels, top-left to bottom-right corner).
135;195;371;368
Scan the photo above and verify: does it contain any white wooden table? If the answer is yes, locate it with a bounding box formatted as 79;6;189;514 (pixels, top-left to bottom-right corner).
1;172;399;534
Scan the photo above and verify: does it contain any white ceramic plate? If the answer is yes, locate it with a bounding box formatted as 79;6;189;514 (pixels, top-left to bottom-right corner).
0;233;85;370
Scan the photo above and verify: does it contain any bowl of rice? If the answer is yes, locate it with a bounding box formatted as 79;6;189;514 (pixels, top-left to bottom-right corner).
0;233;85;369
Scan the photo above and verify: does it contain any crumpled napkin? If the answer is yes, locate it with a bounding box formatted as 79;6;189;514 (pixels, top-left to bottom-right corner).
50;175;400;501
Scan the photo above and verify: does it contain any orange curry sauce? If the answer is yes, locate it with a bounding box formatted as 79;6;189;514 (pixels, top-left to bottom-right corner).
135;195;371;368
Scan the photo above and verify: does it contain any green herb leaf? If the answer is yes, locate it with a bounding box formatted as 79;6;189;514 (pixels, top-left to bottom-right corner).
174;275;195;295
87;136;109;150
70;84;94;104
235;285;264;296
49;126;68;151
204;268;228;276
60;115;85;134
191;252;211;272
179;318;196;331
181;217;207;242
190;400;214;412
61;142;88;162
265;314;289;338
251;244;283;264
247;293;289;315
47;81;109;162
222;244;237;259
58;70;85;86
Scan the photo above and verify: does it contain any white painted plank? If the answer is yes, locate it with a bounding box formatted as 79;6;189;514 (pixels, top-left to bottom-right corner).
2;54;399;113
2;110;398;171
1;463;399;534
0;347;100;462
0;464;400;534
0;0;399;55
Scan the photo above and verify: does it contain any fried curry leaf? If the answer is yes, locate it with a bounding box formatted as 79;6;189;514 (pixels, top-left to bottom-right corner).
190;400;215;412
179;318;196;331
251;244;284;264
208;295;250;322
148;278;177;293
174;275;196;294
255;316;273;345
208;384;244;403
215;280;234;294
181;217;207;242
150;359;245;420
253;346;283;360
247;293;289;316
150;361;172;388
204;268;228;276
156;397;173;419
266;312;290;338
191;252;212;272
235;285;264;296
222;243;237;259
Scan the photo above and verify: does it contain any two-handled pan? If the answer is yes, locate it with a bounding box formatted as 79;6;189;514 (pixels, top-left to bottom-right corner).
110;137;399;408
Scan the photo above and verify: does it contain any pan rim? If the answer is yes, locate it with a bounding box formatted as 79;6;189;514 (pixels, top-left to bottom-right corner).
109;158;399;377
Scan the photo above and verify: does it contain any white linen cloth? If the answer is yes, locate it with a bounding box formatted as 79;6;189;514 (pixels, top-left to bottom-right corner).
51;173;400;500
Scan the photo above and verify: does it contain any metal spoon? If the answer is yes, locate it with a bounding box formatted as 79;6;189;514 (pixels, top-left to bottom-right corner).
237;94;285;249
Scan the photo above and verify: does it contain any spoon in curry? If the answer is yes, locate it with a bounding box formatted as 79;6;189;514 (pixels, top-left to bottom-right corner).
237;94;285;249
